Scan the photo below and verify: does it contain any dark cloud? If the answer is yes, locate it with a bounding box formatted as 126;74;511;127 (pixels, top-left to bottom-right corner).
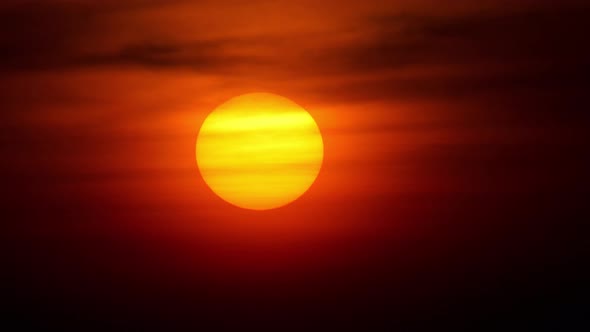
1;0;588;123
3;1;587;83
340;3;589;72
75;40;270;72
0;0;232;72
305;4;590;120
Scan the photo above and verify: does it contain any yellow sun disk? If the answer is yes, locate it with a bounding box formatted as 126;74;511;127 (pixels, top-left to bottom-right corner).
196;93;323;210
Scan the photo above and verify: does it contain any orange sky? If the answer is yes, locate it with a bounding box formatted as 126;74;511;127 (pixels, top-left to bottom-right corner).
2;0;588;329
2;0;587;239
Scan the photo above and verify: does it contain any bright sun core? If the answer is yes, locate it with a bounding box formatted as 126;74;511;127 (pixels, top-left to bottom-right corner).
196;93;324;210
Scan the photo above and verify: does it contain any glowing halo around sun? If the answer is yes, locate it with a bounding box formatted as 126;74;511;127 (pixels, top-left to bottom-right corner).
196;93;324;210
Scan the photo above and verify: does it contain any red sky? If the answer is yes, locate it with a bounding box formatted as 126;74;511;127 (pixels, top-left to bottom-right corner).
2;0;588;330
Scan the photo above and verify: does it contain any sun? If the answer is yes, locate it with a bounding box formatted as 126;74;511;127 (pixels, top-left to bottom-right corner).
196;93;324;210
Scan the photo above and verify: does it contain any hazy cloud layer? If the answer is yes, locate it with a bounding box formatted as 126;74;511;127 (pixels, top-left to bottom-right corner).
1;0;587;188
2;1;587;109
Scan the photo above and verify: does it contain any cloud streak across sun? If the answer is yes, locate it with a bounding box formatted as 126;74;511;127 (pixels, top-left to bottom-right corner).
196;93;323;210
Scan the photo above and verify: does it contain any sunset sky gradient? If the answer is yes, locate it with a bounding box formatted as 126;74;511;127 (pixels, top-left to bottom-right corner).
2;0;588;330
